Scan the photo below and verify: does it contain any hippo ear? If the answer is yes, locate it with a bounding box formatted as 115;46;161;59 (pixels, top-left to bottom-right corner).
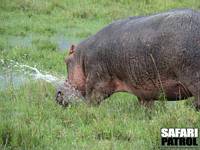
69;44;76;55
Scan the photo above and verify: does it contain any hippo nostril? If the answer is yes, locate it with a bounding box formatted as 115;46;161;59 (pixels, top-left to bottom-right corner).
56;91;63;101
57;91;62;97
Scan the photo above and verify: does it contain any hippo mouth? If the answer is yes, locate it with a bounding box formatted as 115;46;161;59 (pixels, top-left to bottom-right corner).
55;80;83;107
56;90;69;107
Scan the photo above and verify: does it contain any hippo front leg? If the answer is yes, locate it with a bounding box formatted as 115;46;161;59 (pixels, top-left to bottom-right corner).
138;98;154;108
177;70;200;111
85;88;105;105
85;74;115;106
85;84;114;106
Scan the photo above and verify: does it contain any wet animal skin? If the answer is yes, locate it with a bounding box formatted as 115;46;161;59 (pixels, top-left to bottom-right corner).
56;9;200;110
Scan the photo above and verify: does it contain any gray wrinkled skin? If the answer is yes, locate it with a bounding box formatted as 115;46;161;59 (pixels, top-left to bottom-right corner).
56;9;200;110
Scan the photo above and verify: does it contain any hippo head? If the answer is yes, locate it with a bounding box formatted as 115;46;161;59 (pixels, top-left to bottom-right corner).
55;45;131;107
56;45;86;106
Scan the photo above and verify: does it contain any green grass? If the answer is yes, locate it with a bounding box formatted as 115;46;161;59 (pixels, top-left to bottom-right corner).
1;0;200;149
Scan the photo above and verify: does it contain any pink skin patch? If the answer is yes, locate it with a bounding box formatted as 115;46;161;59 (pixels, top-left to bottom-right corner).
65;45;86;96
68;64;86;96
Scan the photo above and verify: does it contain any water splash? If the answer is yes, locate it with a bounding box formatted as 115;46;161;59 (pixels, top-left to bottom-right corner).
56;81;83;106
20;64;60;84
0;59;62;87
11;59;60;75
0;59;82;105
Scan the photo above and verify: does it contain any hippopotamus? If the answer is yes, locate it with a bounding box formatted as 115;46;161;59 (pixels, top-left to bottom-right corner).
56;9;200;109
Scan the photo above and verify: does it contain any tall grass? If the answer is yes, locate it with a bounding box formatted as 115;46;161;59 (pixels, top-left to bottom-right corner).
1;0;200;149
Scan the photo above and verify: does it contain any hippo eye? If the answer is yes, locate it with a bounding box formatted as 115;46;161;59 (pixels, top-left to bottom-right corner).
57;91;62;96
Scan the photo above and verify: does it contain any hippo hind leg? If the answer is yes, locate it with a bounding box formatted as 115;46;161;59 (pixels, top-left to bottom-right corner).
164;80;192;101
188;82;200;111
177;71;200;110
